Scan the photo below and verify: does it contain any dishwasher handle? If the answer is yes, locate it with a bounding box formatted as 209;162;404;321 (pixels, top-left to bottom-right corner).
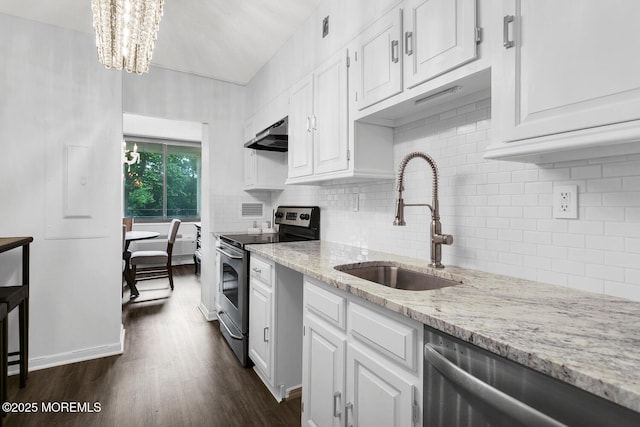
424;344;567;427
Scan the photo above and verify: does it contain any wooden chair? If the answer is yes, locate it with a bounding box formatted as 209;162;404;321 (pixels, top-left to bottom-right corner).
130;220;181;295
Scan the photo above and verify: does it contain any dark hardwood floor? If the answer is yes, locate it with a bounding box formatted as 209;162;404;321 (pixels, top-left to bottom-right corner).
4;266;301;426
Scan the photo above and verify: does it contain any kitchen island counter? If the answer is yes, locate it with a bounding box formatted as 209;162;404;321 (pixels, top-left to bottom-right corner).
246;240;640;413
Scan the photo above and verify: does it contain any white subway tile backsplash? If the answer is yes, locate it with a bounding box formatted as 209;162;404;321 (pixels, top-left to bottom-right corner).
585;206;625;221
606;221;640;237
604;281;640;301
623;176;640;190
603;161;640;177
273;98;640;301
571;165;602;179
626;238;640;253
567;221;604;235
586;264;625;282
552;258;586;275
603;192;640;206
626;269;640;286
523;230;552;244
537;270;567;287
523;207;552;219
567;275;604;294
587;178;622;193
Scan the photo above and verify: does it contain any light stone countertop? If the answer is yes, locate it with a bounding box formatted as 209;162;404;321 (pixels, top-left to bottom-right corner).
246;240;640;413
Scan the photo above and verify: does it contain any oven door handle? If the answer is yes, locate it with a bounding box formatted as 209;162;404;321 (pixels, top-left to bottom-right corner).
424;344;565;427
216;246;243;260
218;311;244;340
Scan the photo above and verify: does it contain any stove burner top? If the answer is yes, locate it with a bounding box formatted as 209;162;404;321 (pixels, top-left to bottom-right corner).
220;206;320;249
221;233;281;246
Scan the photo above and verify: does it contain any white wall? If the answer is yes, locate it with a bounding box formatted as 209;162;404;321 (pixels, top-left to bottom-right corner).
0;14;123;369
273;98;640;301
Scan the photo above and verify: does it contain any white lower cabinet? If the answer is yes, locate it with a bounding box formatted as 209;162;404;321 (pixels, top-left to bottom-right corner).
302;314;346;427
249;277;272;378
347;343;417;427
303;277;422;427
248;254;303;401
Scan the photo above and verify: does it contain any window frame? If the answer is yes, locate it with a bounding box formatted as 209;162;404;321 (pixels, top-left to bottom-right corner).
123;135;202;223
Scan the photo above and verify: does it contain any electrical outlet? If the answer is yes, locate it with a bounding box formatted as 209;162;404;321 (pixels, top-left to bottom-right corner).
553;185;578;219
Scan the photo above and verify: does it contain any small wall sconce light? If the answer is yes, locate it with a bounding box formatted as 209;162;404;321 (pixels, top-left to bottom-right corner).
123;141;140;171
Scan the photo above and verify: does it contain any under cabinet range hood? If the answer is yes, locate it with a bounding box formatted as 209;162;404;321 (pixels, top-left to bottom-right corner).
244;117;288;152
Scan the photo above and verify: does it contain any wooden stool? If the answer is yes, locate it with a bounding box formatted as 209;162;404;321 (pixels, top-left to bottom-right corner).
0;237;33;403
0;302;7;422
0;286;29;395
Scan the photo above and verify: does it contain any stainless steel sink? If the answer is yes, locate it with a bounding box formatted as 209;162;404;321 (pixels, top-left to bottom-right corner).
334;262;462;291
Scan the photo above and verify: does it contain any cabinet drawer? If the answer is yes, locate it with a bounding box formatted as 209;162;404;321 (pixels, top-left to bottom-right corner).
304;278;346;330
349;302;418;371
250;255;273;285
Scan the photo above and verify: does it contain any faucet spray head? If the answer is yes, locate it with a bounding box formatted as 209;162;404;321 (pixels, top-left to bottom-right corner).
393;197;406;226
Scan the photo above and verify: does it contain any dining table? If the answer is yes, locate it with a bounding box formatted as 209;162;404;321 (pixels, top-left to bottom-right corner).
123;230;160;297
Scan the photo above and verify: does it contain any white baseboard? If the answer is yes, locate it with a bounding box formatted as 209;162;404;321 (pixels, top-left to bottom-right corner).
198;302;218;321
14;325;126;375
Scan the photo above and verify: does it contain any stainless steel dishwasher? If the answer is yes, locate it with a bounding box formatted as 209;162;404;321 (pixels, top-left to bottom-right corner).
424;326;640;427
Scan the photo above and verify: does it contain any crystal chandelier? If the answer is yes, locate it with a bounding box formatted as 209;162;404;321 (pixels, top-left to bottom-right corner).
91;0;164;74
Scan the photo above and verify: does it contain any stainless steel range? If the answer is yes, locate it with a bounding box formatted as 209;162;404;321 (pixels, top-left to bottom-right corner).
216;206;320;366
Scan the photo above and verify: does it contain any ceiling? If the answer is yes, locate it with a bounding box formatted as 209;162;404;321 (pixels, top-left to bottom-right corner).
0;0;323;85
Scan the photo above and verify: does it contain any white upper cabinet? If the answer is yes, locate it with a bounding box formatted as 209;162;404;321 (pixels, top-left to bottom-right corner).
353;7;404;110
288;75;315;179
243;116;286;191
287;49;351;184
243;149;287;191
350;0;485;124
486;0;640;162
313;50;350;176
403;0;478;88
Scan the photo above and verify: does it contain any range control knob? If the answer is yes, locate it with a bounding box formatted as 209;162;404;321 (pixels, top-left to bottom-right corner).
275;212;284;218
300;213;310;220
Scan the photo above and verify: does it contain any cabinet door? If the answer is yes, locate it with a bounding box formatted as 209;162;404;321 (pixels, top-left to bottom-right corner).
346;344;417;427
313;49;349;175
302;315;346;427
288;75;314;179
403;0;477;89
354;7;403;110
249;278;272;380
243;149;256;187
498;0;640;143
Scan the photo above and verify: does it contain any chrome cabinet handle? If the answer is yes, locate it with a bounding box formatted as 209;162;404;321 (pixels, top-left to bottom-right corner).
333;392;341;417
391;40;399;63
311;115;318;131
252;267;262;274
404;31;413;55
503;15;515;49
263;326;269;342
345;402;353;427
424;344;565;427
306;116;311;132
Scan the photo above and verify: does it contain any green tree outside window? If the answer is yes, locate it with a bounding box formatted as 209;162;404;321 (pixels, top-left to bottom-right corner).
124;140;201;221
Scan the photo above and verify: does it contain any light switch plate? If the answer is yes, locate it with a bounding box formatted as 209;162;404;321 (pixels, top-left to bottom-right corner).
553;185;578;219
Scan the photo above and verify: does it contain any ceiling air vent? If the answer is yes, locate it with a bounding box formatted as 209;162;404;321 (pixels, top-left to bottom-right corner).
241;203;264;218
